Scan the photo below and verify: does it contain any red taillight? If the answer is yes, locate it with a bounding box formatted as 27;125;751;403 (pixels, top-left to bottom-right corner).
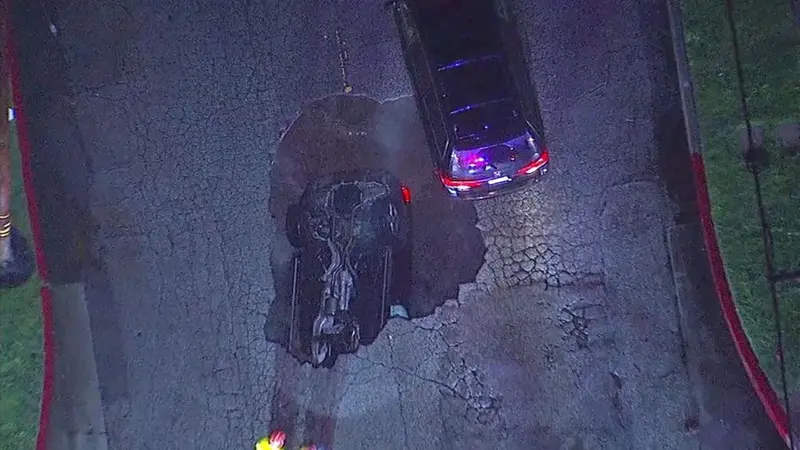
400;185;411;204
438;171;484;189
516;149;550;175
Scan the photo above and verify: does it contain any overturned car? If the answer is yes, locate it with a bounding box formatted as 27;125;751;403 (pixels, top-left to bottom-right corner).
284;170;413;367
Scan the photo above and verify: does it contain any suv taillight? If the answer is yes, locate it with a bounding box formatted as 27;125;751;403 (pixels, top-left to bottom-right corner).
516;149;549;175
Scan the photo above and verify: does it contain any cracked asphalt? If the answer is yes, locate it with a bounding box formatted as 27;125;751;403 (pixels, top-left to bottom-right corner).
11;0;782;448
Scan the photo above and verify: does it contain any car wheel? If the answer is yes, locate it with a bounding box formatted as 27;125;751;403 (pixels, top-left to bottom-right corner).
285;203;304;247
387;201;410;247
392;240;413;302
311;315;338;368
311;338;335;368
346;323;360;353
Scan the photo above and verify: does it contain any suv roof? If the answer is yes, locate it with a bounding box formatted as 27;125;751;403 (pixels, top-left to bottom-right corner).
412;0;504;66
409;0;526;147
438;56;511;115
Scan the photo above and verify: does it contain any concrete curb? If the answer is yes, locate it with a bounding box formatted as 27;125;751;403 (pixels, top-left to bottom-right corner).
36;286;55;450
47;283;109;450
666;0;794;446
666;223;784;449
666;0;704;162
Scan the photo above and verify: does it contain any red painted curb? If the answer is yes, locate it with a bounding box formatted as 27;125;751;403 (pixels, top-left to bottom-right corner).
691;153;792;446
4;3;55;450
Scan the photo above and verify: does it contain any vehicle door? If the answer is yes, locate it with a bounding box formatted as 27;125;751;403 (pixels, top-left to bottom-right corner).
390;1;450;168
493;0;546;138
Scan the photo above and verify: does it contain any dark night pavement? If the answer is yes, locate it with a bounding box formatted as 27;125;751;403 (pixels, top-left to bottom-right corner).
11;0;783;448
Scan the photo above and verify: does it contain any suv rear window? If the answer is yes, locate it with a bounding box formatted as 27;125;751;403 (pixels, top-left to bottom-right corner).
438;58;512;114
452;101;526;148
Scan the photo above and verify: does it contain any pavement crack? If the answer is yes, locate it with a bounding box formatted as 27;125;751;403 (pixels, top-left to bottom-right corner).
334;28;352;93
387;336;411;449
576;81;609;101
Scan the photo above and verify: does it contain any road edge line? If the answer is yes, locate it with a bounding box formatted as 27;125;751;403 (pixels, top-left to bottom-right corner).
666;0;793;445
5;5;54;450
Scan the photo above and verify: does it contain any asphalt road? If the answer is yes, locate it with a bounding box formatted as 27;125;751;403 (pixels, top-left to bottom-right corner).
11;0;783;448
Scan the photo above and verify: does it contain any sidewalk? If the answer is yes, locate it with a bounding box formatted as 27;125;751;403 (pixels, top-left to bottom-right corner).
668;0;800;446
46;284;108;450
